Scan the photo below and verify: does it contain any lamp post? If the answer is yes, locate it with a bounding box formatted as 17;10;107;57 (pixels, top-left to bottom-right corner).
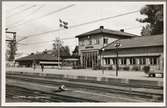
102;48;105;74
100;26;104;74
114;42;121;77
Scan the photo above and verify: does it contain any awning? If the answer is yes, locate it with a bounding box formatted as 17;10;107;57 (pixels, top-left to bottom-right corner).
64;58;79;61
39;61;62;65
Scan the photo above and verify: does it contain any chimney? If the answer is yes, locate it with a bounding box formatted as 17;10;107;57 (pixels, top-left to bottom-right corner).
120;29;124;32
100;26;104;30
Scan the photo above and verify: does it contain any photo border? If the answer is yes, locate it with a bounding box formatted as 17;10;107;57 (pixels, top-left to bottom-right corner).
1;0;166;107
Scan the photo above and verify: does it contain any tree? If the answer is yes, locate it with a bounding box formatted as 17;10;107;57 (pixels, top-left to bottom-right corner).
141;24;151;36
52;38;71;58
64;46;71;56
6;40;17;61
137;5;163;36
72;45;79;57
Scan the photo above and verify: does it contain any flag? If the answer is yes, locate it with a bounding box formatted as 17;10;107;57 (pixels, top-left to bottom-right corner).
59;19;68;29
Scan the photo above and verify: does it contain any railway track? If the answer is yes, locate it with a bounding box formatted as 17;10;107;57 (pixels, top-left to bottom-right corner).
6;74;163;102
6;85;98;102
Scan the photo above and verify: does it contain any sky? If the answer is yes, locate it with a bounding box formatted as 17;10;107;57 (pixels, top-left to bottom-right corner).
2;1;164;58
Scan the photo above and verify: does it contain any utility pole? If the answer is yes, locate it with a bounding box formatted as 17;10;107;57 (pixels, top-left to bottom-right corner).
5;28;17;61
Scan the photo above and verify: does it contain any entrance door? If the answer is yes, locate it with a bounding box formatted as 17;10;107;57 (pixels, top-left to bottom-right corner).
82;51;98;68
87;52;92;68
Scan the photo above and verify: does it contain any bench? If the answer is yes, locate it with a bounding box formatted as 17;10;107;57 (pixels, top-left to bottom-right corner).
148;70;163;77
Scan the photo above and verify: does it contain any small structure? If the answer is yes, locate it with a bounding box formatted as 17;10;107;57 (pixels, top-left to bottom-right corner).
15;53;62;68
63;58;80;68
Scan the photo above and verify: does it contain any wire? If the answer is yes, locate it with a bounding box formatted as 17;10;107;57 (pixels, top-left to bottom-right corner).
16;25;142;46
70;10;139;28
17;37;76;46
18;40;54;45
7;4;46;27
16;9;139;42
8;4;75;29
6;5;37;19
124;25;143;30
6;4;26;14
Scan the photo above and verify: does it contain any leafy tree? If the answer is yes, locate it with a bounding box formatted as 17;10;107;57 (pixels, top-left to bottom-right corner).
52;38;70;57
137;5;163;36
64;46;71;56
6;41;17;61
72;46;79;57
141;24;151;36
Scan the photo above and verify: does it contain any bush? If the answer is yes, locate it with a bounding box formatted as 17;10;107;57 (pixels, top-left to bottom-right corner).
132;66;140;71
123;66;130;71
93;65;101;70
142;66;150;74
72;65;85;69
108;65;113;70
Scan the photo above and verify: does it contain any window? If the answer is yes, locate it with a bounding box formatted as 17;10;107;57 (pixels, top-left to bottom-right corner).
95;38;100;44
112;58;117;65
139;58;146;65
103;38;108;44
150;57;158;65
121;58;127;65
129;58;136;65
79;41;84;46
105;58;110;65
88;40;92;45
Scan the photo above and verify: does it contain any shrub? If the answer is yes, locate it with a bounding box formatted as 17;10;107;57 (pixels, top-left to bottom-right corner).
142;66;150;74
73;65;85;69
132;66;140;71
93;65;101;70
108;65;113;70
123;66;130;71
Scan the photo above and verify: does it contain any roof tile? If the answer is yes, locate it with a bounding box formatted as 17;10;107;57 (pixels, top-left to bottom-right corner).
75;27;138;38
103;34;163;50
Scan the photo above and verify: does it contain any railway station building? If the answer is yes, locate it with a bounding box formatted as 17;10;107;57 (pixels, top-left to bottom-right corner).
15;51;79;68
101;34;163;71
15;53;61;67
75;26;138;68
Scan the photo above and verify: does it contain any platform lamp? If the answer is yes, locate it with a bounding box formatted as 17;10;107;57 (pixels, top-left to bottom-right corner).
99;26;105;74
114;41;121;77
102;48;105;74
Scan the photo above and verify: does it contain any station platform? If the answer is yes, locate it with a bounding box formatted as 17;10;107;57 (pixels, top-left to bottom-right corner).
6;67;163;81
6;67;164;87
6;67;164;102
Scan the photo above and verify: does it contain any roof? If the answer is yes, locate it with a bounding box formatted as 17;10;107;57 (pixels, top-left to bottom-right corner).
15;53;60;61
103;34;163;50
64;58;79;61
75;27;138;38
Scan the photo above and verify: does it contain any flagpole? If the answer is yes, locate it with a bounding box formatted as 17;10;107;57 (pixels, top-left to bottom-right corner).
58;19;68;69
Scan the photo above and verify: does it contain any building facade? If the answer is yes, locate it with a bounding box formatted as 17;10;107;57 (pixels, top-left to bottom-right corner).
101;34;163;71
75;26;138;68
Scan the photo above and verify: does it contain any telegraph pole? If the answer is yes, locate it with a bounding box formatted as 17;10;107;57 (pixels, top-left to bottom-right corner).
5;28;17;61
